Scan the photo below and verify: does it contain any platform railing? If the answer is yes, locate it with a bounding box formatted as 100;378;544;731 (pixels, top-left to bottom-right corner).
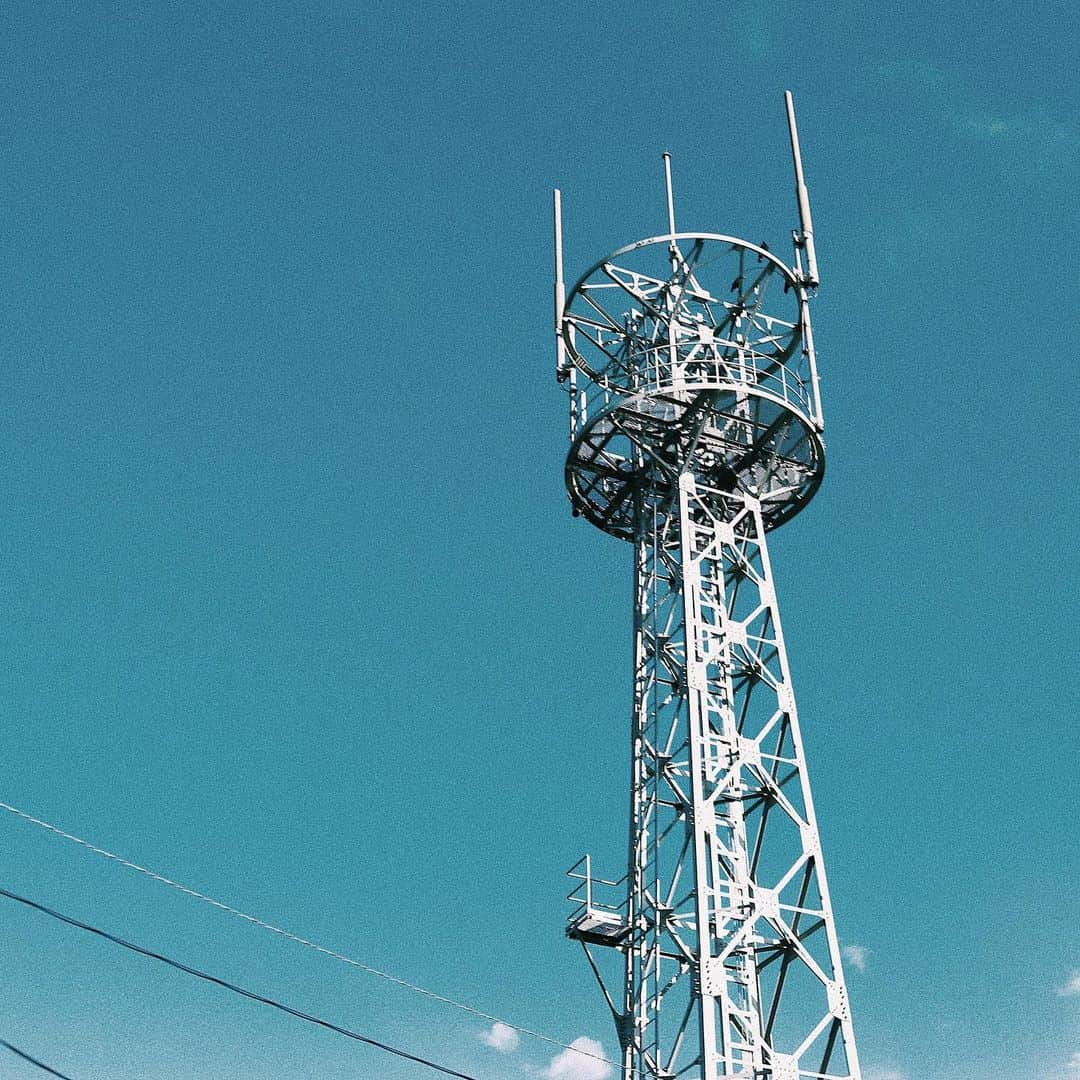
565;343;817;445
566;854;628;936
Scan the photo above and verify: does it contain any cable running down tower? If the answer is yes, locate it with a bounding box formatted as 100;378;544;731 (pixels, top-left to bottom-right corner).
554;92;862;1080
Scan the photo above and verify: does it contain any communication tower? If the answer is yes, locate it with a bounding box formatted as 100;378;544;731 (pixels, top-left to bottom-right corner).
554;93;862;1080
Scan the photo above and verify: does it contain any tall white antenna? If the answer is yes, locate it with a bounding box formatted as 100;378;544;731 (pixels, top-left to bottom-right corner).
662;151;677;239
553;188;568;380
784;89;820;287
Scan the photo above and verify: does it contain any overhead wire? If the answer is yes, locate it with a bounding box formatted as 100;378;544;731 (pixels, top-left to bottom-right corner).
0;883;483;1080
0;799;616;1069
0;1037;76;1079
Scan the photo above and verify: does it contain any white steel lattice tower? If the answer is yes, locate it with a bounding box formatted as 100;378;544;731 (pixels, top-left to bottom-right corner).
555;94;862;1080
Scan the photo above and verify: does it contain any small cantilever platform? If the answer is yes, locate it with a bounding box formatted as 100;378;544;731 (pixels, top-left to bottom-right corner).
566;854;631;947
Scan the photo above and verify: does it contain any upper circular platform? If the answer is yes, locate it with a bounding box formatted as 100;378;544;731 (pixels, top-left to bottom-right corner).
563;233;809;407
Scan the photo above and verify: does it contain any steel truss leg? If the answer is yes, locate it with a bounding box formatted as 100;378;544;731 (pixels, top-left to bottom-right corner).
622;472;861;1080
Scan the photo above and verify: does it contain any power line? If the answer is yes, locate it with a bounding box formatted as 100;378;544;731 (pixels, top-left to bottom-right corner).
0;883;482;1080
0;798;615;1067
1;1038;76;1079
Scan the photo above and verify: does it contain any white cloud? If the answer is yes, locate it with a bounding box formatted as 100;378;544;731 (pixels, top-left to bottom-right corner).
1069;1050;1080;1071
863;1069;907;1080
842;944;870;973
1057;971;1080;997
543;1036;614;1080
480;1022;520;1052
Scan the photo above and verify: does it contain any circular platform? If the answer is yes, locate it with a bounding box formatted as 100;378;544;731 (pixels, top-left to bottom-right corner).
565;385;824;539
562;233;805;397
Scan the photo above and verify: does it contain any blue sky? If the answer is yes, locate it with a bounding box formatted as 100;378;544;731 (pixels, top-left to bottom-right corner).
0;2;1077;1078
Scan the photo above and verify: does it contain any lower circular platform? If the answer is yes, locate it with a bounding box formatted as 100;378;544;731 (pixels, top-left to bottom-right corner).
565;386;824;540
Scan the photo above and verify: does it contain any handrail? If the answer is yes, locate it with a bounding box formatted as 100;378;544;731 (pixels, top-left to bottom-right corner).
565;854;628;919
563;347;816;446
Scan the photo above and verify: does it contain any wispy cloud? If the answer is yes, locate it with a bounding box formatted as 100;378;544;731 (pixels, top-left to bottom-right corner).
1058;971;1080;997
480;1021;520;1052
880;59;1080;176
543;1036;614;1080
864;1068;907;1080
729;0;774;61
842;944;870;973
